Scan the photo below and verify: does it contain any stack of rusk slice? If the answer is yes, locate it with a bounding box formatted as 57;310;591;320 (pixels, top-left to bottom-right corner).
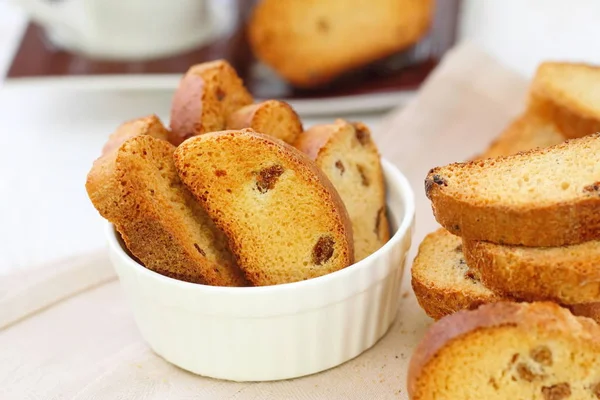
412;62;600;322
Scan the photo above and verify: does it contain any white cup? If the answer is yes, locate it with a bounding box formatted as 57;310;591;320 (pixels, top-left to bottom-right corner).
12;0;221;60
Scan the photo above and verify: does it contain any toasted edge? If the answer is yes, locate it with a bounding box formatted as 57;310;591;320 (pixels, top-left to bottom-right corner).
407;301;600;398
463;238;600;304
529;62;600;139
226;100;303;144
169;60;253;145
101;114;169;156
425;134;600;246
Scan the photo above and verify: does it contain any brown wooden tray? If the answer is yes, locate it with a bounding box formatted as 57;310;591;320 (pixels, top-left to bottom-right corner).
8;0;460;99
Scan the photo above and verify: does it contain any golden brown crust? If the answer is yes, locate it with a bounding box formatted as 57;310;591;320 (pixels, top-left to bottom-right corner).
463;238;600;304
295;119;389;261
101;114;170;155
411;277;501;320
569;302;600;324
529;62;600;139
248;0;433;87
86;135;248;286
407;302;600;399
411;229;505;320
169;60;253;145
174;129;354;285
478;113;564;159
426;134;600;247
226;100;303;144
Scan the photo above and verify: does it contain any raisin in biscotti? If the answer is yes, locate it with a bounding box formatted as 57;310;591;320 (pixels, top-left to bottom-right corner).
295;120;389;261
529;62;600;139
411;229;504;320
86;135;247;286
248;0;432;87
226;100;303;145
174;129;354;286
101;114;170;155
408;302;600;400
169;60;253;145
479;113;564;159
463;238;600;304
426;133;600;247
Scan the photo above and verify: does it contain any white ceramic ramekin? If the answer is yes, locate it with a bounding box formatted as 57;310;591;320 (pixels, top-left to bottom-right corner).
106;159;415;382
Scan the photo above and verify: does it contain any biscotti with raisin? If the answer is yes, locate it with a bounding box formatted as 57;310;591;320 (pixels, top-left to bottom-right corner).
411;229;504;320
408;302;600;400
101;114;170;155
86;135;247;286
411;228;600;323
248;0;433;87
295;119;389;261
529;62;600;139
174;129;354;286
169;60;253;145
226;100;303;145
426;133;600;247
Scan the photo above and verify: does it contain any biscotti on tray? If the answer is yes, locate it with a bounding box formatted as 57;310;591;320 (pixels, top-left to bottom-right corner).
248;0;433;87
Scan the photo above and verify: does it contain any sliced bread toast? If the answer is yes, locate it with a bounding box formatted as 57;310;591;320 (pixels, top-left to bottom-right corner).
529;62;600;139
479;113;564;159
248;0;432;87
295;119;389;261
173;129;354;286
408;302;600;400
226;100;303;144
463;238;600;304
411;229;599;322
101;114;170;155
169;60;253;145
411;229;504;320
86;135;247;286
425;133;600;246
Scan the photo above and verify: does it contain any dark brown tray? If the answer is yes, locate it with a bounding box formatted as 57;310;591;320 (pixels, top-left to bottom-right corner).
8;0;460;99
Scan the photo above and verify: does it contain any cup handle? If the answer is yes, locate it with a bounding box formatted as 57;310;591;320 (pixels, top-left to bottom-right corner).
10;0;76;32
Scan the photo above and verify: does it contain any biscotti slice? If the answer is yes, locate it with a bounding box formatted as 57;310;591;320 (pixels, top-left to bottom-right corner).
226;100;303;145
86;135;247;286
101;114;170;155
411;229;504;320
479;113;564;159
408;302;600;400
248;0;432;87
529;62;600;139
463;238;600;304
169;60;253;145
426;133;600;247
295;119;389;261
411;229;600;323
174;129;354;286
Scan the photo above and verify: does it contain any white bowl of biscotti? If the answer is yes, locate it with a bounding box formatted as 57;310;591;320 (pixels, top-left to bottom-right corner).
86;60;415;381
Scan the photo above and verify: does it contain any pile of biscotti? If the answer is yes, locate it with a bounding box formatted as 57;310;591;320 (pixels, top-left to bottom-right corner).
408;62;600;399
412;62;600;322
86;60;389;287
